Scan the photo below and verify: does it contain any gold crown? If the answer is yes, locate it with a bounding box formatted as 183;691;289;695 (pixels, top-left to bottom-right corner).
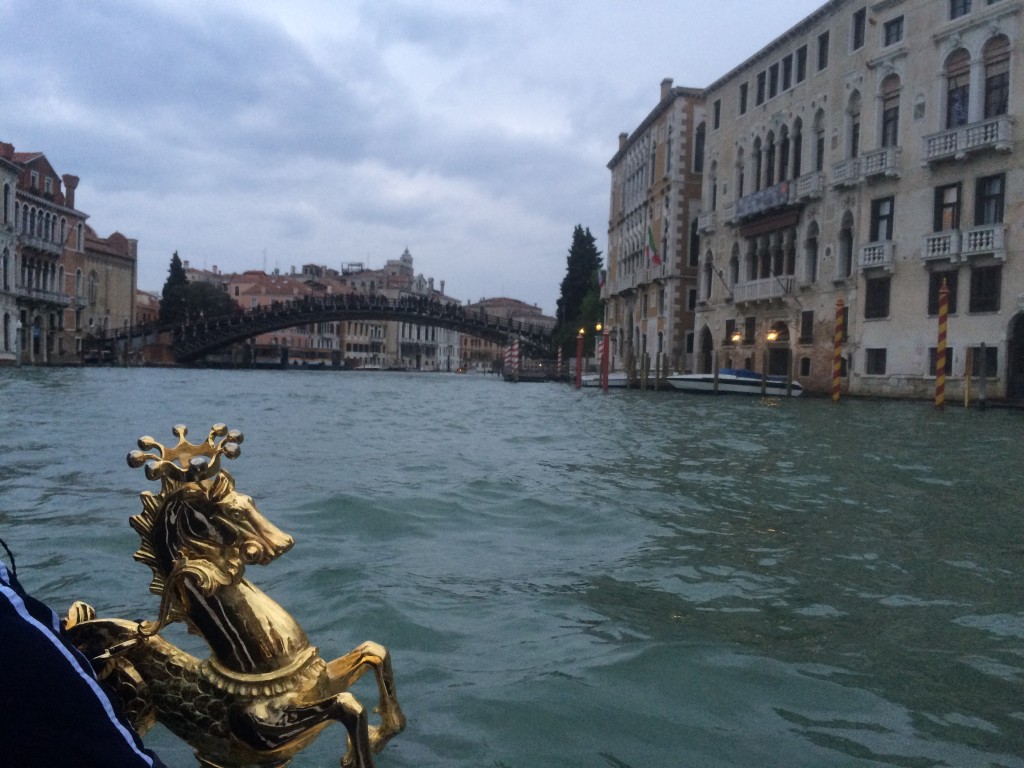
127;423;243;486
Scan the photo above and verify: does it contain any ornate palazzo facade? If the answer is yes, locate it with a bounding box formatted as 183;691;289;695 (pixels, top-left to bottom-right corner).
695;0;1022;398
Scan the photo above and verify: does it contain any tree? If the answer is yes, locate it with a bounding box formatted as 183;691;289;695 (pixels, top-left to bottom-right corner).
184;281;237;319
159;252;237;325
554;225;604;353
159;252;189;325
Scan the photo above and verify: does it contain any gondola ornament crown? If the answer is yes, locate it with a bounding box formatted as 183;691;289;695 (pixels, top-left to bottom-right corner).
66;423;405;768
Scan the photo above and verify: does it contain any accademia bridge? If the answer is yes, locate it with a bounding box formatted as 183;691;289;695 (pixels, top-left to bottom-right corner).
91;294;556;364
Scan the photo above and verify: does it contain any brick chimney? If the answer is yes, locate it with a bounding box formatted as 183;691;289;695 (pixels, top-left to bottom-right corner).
0;142;13;161
661;78;673;101
62;174;79;209
619;132;628;151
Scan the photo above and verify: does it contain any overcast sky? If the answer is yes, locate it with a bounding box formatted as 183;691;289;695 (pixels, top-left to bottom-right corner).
1;0;825;314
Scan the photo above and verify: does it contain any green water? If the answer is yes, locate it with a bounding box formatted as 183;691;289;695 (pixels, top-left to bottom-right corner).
1;367;1021;767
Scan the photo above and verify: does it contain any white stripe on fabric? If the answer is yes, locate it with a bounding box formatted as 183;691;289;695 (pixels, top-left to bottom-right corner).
0;563;156;768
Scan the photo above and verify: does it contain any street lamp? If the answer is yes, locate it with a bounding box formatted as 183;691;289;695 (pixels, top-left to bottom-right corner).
575;327;584;389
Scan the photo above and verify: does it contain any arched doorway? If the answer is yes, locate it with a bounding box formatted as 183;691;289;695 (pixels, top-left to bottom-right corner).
1006;314;1024;399
698;326;713;373
767;321;791;376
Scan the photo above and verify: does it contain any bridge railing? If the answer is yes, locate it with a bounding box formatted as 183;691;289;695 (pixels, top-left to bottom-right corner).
88;295;553;360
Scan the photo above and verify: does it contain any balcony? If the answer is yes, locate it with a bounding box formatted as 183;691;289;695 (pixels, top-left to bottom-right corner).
831;158;861;188
861;147;901;179
697;210;716;234
723;202;738;225
733;276;795;303
859;241;895;271
735;181;792;220
792;171;824;201
19;233;62;257
922;231;962;262
922;115;1013;164
962;224;1007;260
14;285;71;306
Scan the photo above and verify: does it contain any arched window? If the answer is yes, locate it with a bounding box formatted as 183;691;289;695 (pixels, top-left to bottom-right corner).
779;125;790;182
735;147;746;198
881;75;901;148
984;36;1010;118
804;222;819;284
709;161;718;211
839;211;855;278
945;49;971;128
2;184;9;224
765;131;776;186
791;118;803;178
694;122;705;173
729;243;740;286
87;271;98;305
814;110;826;172
753;137;763;191
76;223;84;251
702;252;714;300
847;91;861;158
75;268;83;298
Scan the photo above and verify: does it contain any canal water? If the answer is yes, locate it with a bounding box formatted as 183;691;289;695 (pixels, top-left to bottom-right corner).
1;367;1022;768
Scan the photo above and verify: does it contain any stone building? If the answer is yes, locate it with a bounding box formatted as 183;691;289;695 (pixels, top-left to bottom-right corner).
694;0;1021;399
604;79;705;377
0;142;137;365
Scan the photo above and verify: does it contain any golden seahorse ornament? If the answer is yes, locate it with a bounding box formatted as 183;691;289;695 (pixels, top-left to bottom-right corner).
65;424;405;768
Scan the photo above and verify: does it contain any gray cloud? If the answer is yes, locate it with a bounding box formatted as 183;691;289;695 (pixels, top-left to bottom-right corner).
1;0;824;312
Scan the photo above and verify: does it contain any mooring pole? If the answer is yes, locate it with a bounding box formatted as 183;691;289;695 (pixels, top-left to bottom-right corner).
832;298;844;403
935;279;949;410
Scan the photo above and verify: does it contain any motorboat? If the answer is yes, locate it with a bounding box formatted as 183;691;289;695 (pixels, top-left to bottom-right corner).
665;368;804;396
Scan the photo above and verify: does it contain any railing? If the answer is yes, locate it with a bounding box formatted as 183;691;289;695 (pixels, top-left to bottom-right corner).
922;115;1014;163
922;231;961;261
792;171;824;201
13;285;71;305
722;201;738;225
831;158;860;187
861;147;901;179
697;210;716;234
859;241;895;271
921;225;1006;262
962;224;1006;259
735;181;791;219
732;276;794;303
20;234;62;256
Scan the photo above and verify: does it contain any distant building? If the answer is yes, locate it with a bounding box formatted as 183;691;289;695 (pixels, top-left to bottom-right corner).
605;79;705;376
0;141;136;366
461;297;555;370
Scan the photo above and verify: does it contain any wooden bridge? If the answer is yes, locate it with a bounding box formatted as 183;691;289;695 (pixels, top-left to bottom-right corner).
90;295;556;364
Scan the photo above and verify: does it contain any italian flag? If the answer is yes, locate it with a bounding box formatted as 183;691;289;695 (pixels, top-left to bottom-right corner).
647;226;661;265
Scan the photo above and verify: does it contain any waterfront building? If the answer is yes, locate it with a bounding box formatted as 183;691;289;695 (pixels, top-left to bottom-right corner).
0;151;18;364
693;0;1022;399
604;79;705;378
461;297;555;371
0;142;138;366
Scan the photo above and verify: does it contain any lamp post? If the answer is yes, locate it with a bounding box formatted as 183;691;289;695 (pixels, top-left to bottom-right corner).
575;327;584;389
597;323;610;391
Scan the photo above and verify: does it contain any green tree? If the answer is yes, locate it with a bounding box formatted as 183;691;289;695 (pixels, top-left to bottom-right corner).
184;281;237;319
554;225;604;353
159;251;189;324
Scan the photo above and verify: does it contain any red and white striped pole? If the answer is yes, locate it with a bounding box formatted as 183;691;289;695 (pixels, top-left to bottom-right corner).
600;329;610;391
935;278;949;410
832;298;844;403
557;346;563;380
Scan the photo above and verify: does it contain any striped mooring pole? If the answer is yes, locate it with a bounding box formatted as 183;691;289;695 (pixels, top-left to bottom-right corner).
935;278;949;410
832;297;844;403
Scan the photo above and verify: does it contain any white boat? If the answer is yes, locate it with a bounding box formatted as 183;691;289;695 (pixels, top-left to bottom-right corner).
580;371;630;388
665;368;804;397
